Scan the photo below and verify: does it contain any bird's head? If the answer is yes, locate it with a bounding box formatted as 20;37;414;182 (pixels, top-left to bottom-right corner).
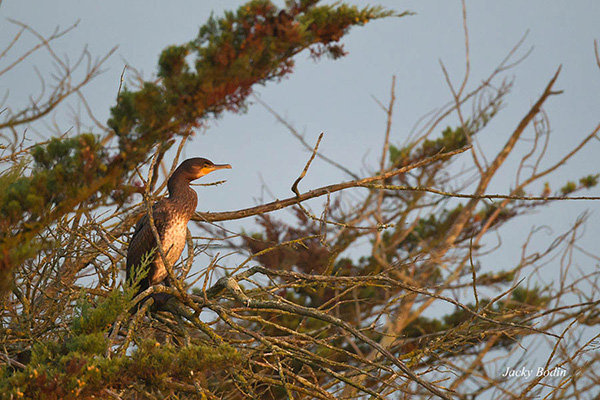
179;157;232;181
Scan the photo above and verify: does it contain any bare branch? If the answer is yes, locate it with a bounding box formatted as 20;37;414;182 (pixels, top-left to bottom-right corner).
195;145;471;223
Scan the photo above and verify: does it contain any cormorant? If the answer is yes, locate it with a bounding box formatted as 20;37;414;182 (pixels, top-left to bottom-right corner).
126;157;231;302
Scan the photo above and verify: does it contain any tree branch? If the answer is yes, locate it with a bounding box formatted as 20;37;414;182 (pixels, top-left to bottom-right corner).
194;146;471;223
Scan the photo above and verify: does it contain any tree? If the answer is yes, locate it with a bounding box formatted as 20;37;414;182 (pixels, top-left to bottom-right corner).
2;1;599;399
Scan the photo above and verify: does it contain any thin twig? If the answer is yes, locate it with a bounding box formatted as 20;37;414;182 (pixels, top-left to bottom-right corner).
292;132;324;197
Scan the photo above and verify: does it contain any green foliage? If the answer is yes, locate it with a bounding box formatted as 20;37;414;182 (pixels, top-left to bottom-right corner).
558;174;598;196
477;269;516;285
0;162;27;205
579;173;599;189
2;339;241;399
421;126;469;158
560;181;577;195
28;341;63;367
388;143;411;166
65;333;107;356
403;316;444;338
71;290;131;336
388;126;468;171
125;247;155;293
158;45;190;78
404;204;465;249
509;286;550;308
2;286;242;399
130;340;241;385
2;135;107;226
3;339;241;399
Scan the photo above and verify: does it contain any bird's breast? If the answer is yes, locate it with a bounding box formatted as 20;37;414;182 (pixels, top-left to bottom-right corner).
151;214;190;284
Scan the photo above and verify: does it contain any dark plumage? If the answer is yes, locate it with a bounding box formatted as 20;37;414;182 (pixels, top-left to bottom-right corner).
126;158;231;300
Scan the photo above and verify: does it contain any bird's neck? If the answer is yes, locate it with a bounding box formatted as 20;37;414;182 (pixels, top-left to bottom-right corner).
167;174;198;217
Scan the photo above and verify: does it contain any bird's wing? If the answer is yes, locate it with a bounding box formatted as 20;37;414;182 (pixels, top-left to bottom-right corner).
126;204;169;289
131;213;149;244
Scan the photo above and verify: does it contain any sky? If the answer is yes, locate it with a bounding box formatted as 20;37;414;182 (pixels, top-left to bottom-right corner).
1;0;599;390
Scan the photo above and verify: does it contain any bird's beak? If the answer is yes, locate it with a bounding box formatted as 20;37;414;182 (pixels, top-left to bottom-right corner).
201;163;231;176
210;163;232;171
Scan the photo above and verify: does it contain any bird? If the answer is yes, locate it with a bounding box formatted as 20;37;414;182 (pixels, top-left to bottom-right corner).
126;157;231;304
